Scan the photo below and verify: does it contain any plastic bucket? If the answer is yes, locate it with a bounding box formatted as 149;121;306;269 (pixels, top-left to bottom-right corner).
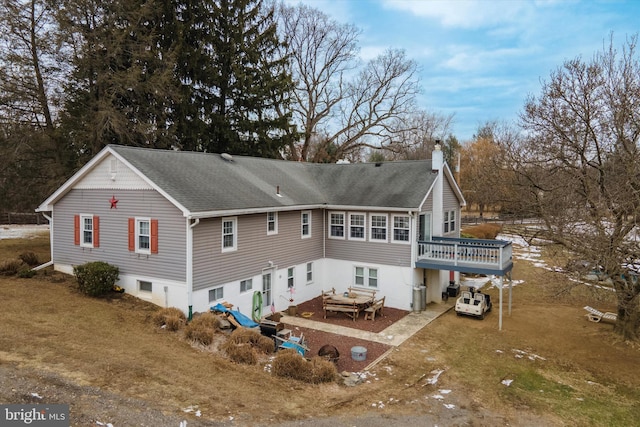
351;346;367;361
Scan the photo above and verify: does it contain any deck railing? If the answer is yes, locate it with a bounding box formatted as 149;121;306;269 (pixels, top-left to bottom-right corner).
417;236;512;272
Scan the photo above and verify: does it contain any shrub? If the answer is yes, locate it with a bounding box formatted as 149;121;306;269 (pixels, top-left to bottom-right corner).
184;323;215;345
271;350;337;383
164;315;185;332
272;349;310;381
19;251;39;266
308;357;339;384
224;343;258;365
17;267;36;278
152;307;187;328
0;259;25;276
226;328;274;354
73;261;119;297
189;312;222;331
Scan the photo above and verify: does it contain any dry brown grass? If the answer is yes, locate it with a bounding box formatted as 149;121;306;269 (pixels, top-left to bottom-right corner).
223;327;275;354
1;230;638;426
271;350;338;383
224;343;259;365
184;323;215;345
151;307;187;329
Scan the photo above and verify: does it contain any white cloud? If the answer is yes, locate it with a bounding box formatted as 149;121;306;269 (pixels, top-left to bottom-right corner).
381;0;534;29
440;45;534;72
359;45;388;61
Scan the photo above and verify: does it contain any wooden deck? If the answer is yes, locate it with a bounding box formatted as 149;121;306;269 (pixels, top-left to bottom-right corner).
416;236;513;276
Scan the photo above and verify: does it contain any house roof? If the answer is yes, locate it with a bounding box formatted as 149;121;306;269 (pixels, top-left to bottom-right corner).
38;145;456;217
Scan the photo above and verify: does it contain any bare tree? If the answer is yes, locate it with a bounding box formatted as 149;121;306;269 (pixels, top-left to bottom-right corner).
0;0;62;133
509;35;640;340
386;109;454;160
0;0;73;210
277;3;420;162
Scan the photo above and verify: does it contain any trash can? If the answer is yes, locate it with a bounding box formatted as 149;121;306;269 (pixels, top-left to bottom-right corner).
351;346;367;361
420;285;427;309
447;282;460;298
413;286;423;312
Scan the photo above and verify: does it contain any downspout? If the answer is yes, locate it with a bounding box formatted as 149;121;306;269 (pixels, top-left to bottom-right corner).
187;218;200;321
409;210;417;309
322;208;326;258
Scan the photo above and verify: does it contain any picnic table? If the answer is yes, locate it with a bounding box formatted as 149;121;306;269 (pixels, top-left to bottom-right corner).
322;288;376;321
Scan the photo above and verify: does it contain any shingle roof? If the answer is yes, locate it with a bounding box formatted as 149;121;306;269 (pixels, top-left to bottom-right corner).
109;145;436;214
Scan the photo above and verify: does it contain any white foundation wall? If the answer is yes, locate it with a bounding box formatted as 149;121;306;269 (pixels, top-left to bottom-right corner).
118;274;188;310
54;263;188;311
190;259;327;316
322;258;415;311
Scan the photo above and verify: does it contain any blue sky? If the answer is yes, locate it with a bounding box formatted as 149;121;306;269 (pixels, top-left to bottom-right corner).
287;0;640;142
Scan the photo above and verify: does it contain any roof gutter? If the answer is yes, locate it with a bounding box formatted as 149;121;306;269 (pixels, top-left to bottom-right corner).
187;204;419;219
187;204;325;219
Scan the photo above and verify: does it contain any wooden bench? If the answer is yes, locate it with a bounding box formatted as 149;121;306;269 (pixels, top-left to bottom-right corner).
347;287;376;301
323;302;359;321
363;296;385;321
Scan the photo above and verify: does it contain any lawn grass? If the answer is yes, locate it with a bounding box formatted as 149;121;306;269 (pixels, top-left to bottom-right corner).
1;230;638;426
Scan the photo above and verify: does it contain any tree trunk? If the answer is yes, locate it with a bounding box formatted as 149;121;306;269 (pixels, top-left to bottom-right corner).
614;293;640;341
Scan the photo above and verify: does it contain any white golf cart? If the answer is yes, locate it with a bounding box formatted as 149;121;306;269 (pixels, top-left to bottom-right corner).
455;287;492;319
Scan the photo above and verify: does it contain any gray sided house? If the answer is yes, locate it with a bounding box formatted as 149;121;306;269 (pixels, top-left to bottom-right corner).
37;145;513;316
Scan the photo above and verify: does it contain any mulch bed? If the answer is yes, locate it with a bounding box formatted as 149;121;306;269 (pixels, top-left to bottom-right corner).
278;296;410;372
293;295;410;333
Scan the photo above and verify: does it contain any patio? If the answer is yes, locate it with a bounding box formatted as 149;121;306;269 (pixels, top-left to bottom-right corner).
278;296;454;372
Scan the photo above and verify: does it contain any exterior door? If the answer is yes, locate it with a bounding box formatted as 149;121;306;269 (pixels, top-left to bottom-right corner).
262;270;272;308
419;213;431;241
418;213;431;256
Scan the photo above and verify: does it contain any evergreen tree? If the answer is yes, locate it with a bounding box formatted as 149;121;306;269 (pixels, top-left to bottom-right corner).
58;0;181;159
176;0;296;156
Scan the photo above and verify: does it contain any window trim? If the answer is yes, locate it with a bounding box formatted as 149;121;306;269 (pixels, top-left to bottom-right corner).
369;213;388;242
287;267;295;288
240;278;253;293
306;262;313;284
348;212;366;241
392;214;411;244
328;211;346;239
301;210;312;239
221;216;238;252
354;266;378;288
136;217;151;254
444;210;456;233
368;267;378;288
208;286;224;303
79;214;95;248
138;280;152;294
354;266;365;286
267;212;278;236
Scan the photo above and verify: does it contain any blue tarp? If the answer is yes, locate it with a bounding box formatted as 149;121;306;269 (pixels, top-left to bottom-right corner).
211;303;259;328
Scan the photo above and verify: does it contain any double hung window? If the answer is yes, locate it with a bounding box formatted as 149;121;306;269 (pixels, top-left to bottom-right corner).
370;214;388;242
329;212;345;238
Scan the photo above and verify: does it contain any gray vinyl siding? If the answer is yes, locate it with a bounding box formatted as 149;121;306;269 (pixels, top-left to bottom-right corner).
325;211;412;267
53;189;186;281
420;196;433;213
192;210;324;291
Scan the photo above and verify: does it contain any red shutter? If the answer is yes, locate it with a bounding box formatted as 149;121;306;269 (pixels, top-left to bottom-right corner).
128;218;135;251
151;219;158;254
74;215;80;245
93;216;100;248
